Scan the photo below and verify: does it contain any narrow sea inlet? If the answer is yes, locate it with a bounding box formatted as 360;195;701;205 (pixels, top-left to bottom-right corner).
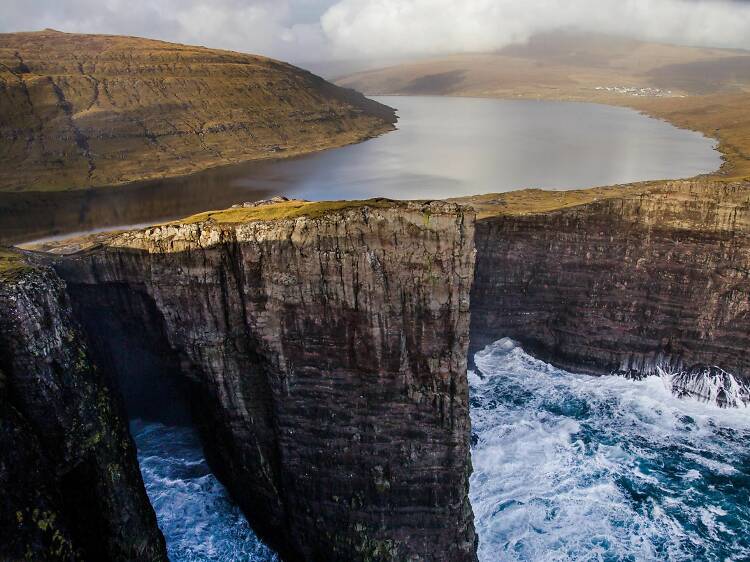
131;421;278;562
132;338;750;561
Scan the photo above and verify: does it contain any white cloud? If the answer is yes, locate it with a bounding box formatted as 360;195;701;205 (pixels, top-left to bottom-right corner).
2;0;750;63
320;0;750;58
0;0;331;61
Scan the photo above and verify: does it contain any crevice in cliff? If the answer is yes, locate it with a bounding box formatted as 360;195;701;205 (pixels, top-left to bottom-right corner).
43;202;478;561
49;78;96;182
67;282;193;425
62;270;288;559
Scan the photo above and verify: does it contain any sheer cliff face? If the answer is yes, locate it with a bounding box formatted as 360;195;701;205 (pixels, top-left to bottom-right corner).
0;258;166;561
57;201;478;562
0;29;396;192
470;180;750;388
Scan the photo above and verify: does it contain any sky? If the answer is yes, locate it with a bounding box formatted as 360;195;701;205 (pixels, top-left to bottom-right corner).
3;0;750;66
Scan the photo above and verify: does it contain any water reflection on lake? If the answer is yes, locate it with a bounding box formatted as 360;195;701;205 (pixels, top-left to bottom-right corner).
3;96;720;244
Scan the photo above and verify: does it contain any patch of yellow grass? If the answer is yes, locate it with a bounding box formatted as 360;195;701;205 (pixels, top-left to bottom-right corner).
177;198;403;225
451;184;655;218
0;248;30;280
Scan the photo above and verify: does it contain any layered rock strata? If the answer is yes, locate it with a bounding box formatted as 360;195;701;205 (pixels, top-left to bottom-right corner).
53;200;478;561
0;29;396;192
469;180;750;398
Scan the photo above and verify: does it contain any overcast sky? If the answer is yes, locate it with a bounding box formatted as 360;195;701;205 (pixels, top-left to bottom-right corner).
3;0;750;65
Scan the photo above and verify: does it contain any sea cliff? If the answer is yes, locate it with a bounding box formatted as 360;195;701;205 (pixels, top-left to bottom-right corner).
3;200;478;561
467;180;750;404
0;250;166;561
2;180;750;560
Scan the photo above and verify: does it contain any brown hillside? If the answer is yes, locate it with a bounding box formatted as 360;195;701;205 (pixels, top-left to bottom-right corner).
336;32;750;99
0;29;396;192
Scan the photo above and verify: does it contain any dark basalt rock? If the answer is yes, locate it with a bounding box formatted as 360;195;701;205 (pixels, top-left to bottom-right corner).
0;262;166;561
670;366;749;407
4;178;749;561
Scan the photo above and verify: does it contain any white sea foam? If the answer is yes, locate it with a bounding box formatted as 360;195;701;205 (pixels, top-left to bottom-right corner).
657;365;750;408
470;339;750;562
131;420;277;562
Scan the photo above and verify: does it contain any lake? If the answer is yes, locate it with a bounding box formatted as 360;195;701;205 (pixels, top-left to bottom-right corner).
4;96;720;244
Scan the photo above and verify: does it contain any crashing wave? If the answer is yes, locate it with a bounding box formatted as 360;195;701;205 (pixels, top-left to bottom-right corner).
483;340;749;408
617;363;749;407
657;365;750;408
470;338;750;562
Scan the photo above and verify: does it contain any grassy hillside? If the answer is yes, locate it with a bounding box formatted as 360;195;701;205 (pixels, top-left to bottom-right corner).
336;32;750;99
0;29;396;192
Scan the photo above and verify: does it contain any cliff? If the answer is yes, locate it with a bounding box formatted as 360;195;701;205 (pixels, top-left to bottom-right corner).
0;29;396;192
464;180;750;404
50;199;478;561
0;250;166;561
4;179;749;560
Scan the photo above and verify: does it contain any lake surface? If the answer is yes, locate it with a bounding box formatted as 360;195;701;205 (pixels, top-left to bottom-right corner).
6;96;719;244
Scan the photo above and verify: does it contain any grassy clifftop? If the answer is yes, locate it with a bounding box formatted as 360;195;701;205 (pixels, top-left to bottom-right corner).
0;248;32;281
177;198;402;225
0;29;396;192
454;179;750;234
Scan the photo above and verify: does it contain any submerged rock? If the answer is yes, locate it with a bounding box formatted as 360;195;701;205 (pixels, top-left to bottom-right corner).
668;366;750;408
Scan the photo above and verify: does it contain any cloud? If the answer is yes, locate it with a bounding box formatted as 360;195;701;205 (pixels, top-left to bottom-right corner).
2;0;750;63
0;0;331;61
320;0;750;58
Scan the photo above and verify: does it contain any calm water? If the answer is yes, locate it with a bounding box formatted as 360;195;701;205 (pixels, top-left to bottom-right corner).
275;96;719;200
6;96;719;244
470;339;750;562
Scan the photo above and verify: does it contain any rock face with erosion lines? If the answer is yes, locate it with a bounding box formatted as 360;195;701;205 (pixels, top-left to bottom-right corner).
2;178;750;560
12;200;478;561
0;30;396;192
467;180;750;403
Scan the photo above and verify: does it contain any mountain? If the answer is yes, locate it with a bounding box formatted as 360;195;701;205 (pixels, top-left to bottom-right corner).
335;31;750;99
0;29;396;192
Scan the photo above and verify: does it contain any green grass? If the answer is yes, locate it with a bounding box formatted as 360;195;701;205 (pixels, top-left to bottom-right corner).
176;198;404;225
0;248;31;281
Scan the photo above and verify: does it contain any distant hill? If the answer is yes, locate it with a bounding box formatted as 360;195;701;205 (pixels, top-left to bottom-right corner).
0;30;396;192
335;31;750;181
335;31;750;99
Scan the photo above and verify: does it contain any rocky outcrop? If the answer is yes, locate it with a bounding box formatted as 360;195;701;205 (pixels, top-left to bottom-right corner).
53;200;477;561
469;180;750;393
0;29;396;193
0;254;166;561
